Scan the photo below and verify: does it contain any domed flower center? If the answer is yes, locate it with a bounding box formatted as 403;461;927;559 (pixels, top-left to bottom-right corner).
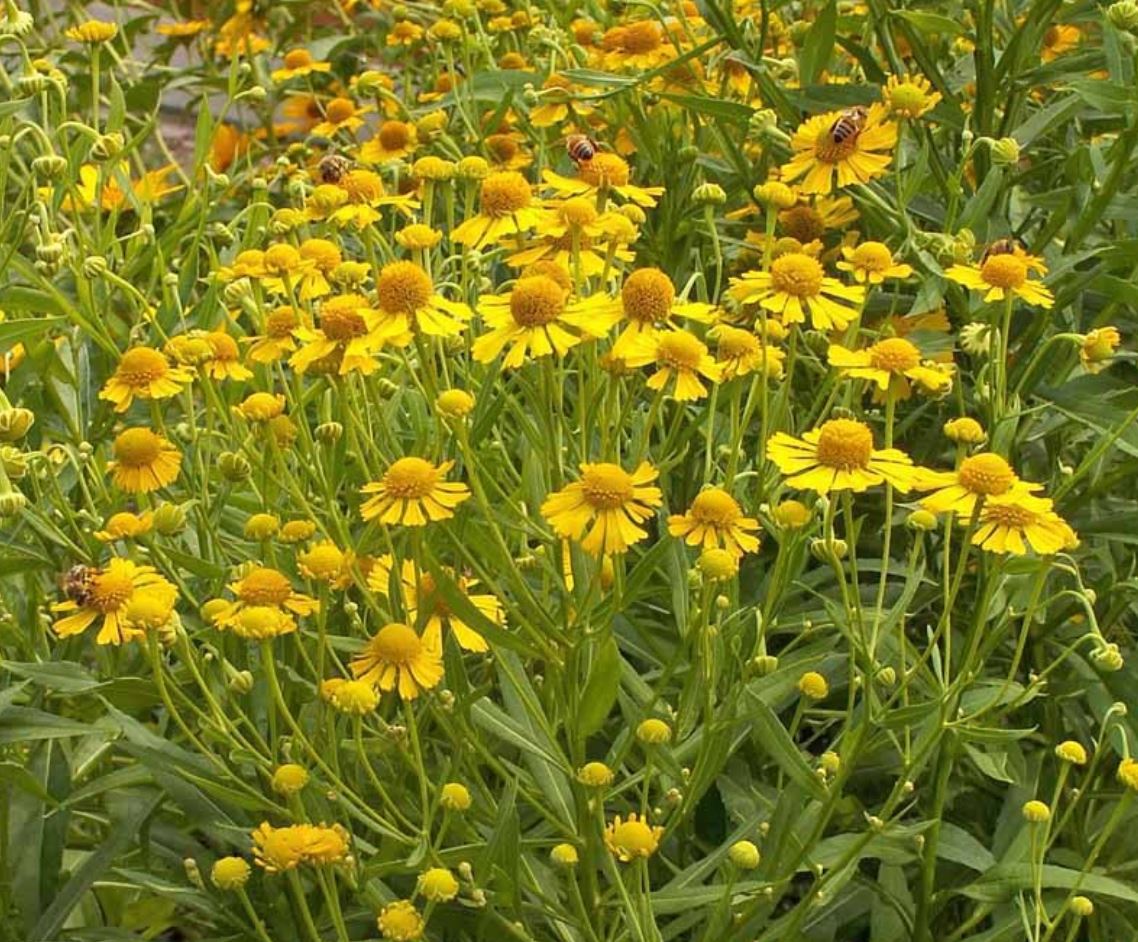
486;134;520;162
124;594;171;629
983;502;1037;527
264;244;302;275
91;568;134;612
622;268;675;323
612;819;656;854
578;153;631;188
480;171;532;217
300;239;340;271
114;428;163;466
561;197;598;228
980;253;1027;289
957;453;1016;496
770;253;824;297
716;326;760;359
207;332;240;361
238;567;294;605
655;331;704;369
779;205;824;243
376;261;433;315
889;82;927;113
621;19;663;53
580;463;635;510
373;623;422;663
284;49;313;69
815;419;874;470
324;98;356;124
383;457;439;498
341;170;384;203
235;606;290;638
267;307;299;337
868;337;921;373
378;120;413;150
118;347;169;385
241;392;283;418
301;545;344;576
814;123;860;162
690;488;741;526
319;296;369;340
510;276;567;327
851;242;894;272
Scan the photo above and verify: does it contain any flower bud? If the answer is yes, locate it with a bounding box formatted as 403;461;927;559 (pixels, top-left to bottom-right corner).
17;72;50;96
1069;895;1094;917
228;669;254;694
989;137;1020;166
0;491;27;517
315;421;343;443
82;256;108;279
1;446;29;479
0;407;35;442
218;451;251;482
754;180;797;209
32;154;68;180
90;132;125;162
1107;0;1138;33
750;654;779;676
183;857;204;889
907;509;938;531
693;182;726;206
1091;642;1124;672
211;856;251;890
727;840;761;869
550;843;579;868
1021;800;1051;823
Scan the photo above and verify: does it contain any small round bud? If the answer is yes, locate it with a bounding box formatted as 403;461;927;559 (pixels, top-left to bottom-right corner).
727;840;761;869
0;407;35;442
440;782;472;811
636;718;672;745
576;761;614;788
152;502;187;535
907;509;938;531
211;856;250;890
1055;740;1088;765
436;388;475;418
218;451;251;482
798;671;829;700
90;132;125;162
270;763;309;795
1069;895;1094;917
693;182;727;206
753;180;797;210
183;857;204;889
751;654;779;676
698;547;738;581
550;843;579;868
1022;799;1051;823
989;137;1021;166
82;256;108;279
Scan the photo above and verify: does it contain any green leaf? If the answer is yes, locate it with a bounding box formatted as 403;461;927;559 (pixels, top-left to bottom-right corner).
890;10;964;36
799;0;838;85
744;693;828;800
0;316;65;347
2;659;102;694
659;94;753;124
964;864;1138;904
575;635;622;739
0;706;107;744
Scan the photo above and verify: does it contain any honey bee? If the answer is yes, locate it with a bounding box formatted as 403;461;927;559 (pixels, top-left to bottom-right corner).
828;106;868;145
317;154;354;184
60;564;95;607
979;238;1022;264
565;133;599;164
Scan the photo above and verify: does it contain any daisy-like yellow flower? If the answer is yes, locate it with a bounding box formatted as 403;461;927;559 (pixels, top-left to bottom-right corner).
452;171;542;248
507;199;634;278
234;392;286;422
223;606;298;640
351;622;443;700
529;73;598;128
271;48;331;82
368;557;503;652
472;274;620;369
827;337;953;399
69;164;183;213
247;307;300;364
883;75;942;119
711;325;785;380
108;428;181;494
289;293;388;376
359;457;471;526
211;565;319;628
52;558;177;646
730;253;864;331
65;19;118;43
323;169;418;229
1041;24;1080;62
917;452;1041;517
972;492;1078;556
297;540;353;588
155;19;211;38
202;330;253;382
541;461;663;556
377;900;425;942
766;418;920;493
252;823;351;872
94;510;153;542
1080;327;1121;373
668;487;760;556
604;812;663;862
542;153;665;208
311;97;372;137
321;677;380;714
360;120;419;164
370;261;472;343
623;328;723;401
605;268;715;356
780;104;897;195
386;19;424;46
99;346;193;413
945;247;1053;308
602;19;675;71
290;238;342;300
837;242;913;284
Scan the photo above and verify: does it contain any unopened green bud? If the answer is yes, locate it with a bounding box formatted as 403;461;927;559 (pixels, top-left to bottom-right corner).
32;154;68;180
218;451;251;482
0;408;34;442
82;256;108;279
989;137;1020;166
151;502;187;535
693;182;727;206
90;132;125;162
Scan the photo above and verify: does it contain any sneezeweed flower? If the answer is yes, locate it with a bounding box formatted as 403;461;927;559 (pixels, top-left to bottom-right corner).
211;857;251;890
396;224;443;252
945;248;1053;307
507;201;635;277
69;164;183;212
636;718;673;744
244;513;280;541
766;419;920;493
224;606;298;640
351;622;443;700
918;453;1039;516
94;510;153;542
53;559;178;645
780;104;897;194
698;547;739;581
972;492;1078;556
361;120;419;163
108;428;181;493
837;242;913;284
418;867;460;902
883;74;942;119
711;325;785;381
252;823;350;872
377;900;424;942
1022;800;1051;823
472;274;620;368
798;671;829;700
1041;23;1081;61
604;813;663;862
359;457;471;526
211;566;319;627
668;488;760;556
371;261;472;341
577;761;614;787
439;782;472;812
772;499;813;530
387;19;424;45
943;417;987;445
155;19;211;38
321;677;380;714
602;19;675;70
312;97;372;137
270;764;309;796
541;461;663;556
298;540;353;588
280;519;317;543
730;254;865;331
436;388;475;418
827;338;953;399
271;48;331;82
623;329;723;401
452;170;541;248
290;293;387;376
551;843;580;867
99;346;193;412
234;392;286;422
727;840;761;870
1055;740;1088;765
1080;327;1121;373
542;153;665;208
1117;758;1138;792
609;268;715;355
201;330;253;381
66;19;118;43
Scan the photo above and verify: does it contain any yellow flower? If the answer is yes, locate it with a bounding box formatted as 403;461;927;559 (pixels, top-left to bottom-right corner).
1022;800;1051;823
452;171;542;248
883;74;942;119
506;201;635;278
1118;758;1138;792
1080;327;1120;373
386;19;424;46
1041;24;1080;62
780;104;897;195
972;492;1078;556
837;242;913;284
311;97;372;137
271;48;332;82
608;268;715;356
668;487;760;556
945;248;1053;307
251;823;350;872
234;392;286;422
297;540;353;588
711;325;784;381
439;782;472;811
827;337;952;398
321;677;380;714
66;19;118;43
636;718;672;744
773;499;812;530
472;274;620;369
798;671;829;699
396;224;443;251
211;857;251;890
371;261;472;342
943;417;987;445
94;510;154;542
70;164;183;212
377;900;424;942
577;761;615;787
108;428;181;494
1054;741;1088;765
542;153;665;208
211;565;319;628
541;461;663;556
418;867;460;902
351;622;444;700
766;419;920;494
99;346;193;412
604;812;663;862
359;457;471;526
360;120;419;163
368;556;501;652
730;253;864;331
623;329;723;401
917;453;1040;516
271;764;310;795
289;293;388;376
155;19;212;38
52;558;177;646
603;19;675;70
202;330;253;381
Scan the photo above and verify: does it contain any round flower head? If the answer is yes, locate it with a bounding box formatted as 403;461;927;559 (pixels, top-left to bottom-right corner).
1055;741;1087;765
542;153;665;208
436;389;475;418
452;171;541;247
946;247;1053;308
727;840;761;870
837;241;913;284
1080;327;1120;374
772;500;812;530
271;47;331;82
1070;896;1094;918
52;558;178;646
361;120;419;163
636;718;672;745
971;492;1077;556
699;547;739;581
321;678;380;714
604;812;663;862
577;761;614;787
711;325;785;382
226;605;298;640
541;461;663;556
943;417;987;445
297;540;352;588
623;328;723;401
668;487;760;557
917;452;1039;516
271;763;309;795
418;867;459;902
610;268;715;356
798;671;829;700
280;519;317;543
100;346;193;412
94;510;153;542
359;457;471;526
211;856;251;890
766;419;920;494
1120;758;1138;792
827;337;952;400
371;260;472;342
551;843;580;867
235;392;286;422
212;565;319;627
1022;800;1051;823
729;253;864;332
377;900;424;942
350;622;443;700
780;104;898;195
66;19;118;43
883;74;942;119
439;782;472;811
108;428;181;493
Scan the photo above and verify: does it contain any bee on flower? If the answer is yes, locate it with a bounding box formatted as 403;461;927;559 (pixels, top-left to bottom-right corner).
780;104;897;195
53;559;177;646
